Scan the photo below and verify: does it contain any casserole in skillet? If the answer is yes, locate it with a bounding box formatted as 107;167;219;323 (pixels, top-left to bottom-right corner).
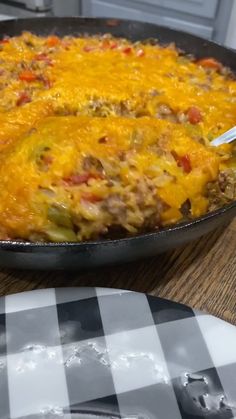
0;18;235;269
0;29;235;243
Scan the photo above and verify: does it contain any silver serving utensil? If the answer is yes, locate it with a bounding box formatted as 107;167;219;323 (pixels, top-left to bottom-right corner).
211;126;236;146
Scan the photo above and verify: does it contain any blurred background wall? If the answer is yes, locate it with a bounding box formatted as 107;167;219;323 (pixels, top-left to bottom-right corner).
0;0;235;47
225;0;236;48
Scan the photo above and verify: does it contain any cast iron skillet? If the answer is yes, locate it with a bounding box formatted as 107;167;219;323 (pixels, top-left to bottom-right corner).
0;17;235;270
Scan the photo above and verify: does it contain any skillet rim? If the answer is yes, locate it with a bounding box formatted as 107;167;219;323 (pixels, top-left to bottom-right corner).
0;16;235;249
0;16;236;55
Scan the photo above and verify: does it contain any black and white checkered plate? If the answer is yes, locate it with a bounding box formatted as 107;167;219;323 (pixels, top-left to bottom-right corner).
0;287;235;419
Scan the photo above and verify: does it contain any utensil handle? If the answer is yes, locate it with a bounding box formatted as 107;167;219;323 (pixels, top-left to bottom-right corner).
211;126;236;146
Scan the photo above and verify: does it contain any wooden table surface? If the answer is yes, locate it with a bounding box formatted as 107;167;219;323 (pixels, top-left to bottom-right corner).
0;219;235;324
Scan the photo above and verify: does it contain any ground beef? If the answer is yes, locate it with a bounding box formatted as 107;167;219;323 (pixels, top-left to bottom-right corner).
156;104;178;123
207;169;236;211
82;155;104;173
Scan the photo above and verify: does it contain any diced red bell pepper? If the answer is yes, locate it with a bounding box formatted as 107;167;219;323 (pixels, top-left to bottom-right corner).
46;36;60;47
81;193;103;203
16;92;31;106
35;53;52;65
187;106;203;125
179;155;192;173
0;39;9;45
19;70;37;82
123;46;132;54
196;57;222;71
172;151;192;174
101;39;118;50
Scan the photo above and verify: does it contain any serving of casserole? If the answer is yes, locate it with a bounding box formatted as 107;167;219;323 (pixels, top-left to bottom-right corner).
0;32;235;242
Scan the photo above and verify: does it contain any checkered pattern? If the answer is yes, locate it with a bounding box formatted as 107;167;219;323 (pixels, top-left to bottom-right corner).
0;287;236;419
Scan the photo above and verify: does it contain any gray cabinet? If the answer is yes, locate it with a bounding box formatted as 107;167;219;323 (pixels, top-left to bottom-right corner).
53;0;80;16
81;0;233;43
130;0;219;18
83;1;168;25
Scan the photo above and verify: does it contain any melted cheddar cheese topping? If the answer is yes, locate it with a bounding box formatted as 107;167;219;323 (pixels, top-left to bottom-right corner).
0;32;235;241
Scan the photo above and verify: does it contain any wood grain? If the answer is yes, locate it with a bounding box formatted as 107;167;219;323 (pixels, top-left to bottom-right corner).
0;219;235;324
